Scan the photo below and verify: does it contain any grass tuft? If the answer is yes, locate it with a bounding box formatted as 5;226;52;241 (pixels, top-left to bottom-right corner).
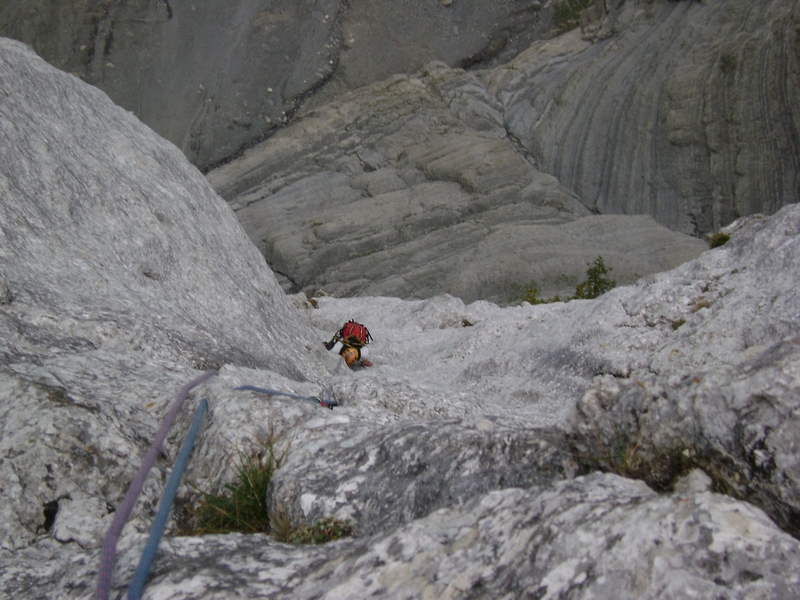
191;436;287;535
179;435;354;545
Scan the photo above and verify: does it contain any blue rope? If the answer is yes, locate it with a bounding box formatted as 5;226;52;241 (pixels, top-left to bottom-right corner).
126;398;209;600
97;369;217;600
235;385;337;409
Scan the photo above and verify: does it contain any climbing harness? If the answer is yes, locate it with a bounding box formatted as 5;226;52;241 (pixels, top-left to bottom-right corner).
96;369;217;600
235;384;338;409
126;398;208;600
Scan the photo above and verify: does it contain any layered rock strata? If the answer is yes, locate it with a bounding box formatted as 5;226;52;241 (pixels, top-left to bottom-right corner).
210;61;707;303
485;0;800;234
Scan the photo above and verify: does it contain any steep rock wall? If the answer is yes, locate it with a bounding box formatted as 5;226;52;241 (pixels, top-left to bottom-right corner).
0;0;548;170
1;0;795;232
485;0;800;234
0;0;346;170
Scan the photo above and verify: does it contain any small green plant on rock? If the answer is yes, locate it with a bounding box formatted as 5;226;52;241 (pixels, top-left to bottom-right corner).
513;281;562;305
518;282;545;305
190;436;287;535
554;0;597;33
707;232;730;249
573;256;616;299
272;513;356;545
511;256;616;305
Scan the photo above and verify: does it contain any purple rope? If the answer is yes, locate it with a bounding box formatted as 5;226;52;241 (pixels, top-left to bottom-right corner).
96;369;218;600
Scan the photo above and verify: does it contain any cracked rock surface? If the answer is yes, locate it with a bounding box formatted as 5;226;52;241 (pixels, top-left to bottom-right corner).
2;34;800;600
15;474;800;599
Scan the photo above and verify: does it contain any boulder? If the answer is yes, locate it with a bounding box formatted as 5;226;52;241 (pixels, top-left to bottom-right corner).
266;416;576;537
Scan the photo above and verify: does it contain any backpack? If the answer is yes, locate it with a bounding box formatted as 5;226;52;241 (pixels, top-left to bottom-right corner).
337;320;372;348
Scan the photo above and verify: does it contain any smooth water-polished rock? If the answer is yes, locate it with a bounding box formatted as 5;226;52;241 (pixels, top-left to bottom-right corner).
3;0;795;231
484;0;800;235
210;61;707;303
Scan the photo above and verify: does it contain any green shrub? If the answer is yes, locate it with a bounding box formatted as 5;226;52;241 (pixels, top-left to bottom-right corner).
511;256;616;305
573;256;616;299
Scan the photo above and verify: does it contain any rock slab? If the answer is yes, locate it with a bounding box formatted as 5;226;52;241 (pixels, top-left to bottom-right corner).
209;61;707;303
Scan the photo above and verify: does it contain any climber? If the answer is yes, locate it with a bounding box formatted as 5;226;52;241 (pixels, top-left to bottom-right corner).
324;319;374;368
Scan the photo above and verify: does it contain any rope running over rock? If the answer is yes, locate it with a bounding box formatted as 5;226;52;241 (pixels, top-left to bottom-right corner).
95;369;218;600
235;384;338;409
127;397;209;600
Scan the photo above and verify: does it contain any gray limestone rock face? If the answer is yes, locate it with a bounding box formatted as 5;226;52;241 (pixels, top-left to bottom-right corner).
16;474;800;598
568;204;800;536
572;333;800;537
209;61;707;303
0;36;334;554
0;37;326;378
3;33;800;600
315;0;553;100
484;0;800;235
2;0;795;233
0;0;551;171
